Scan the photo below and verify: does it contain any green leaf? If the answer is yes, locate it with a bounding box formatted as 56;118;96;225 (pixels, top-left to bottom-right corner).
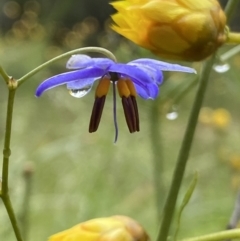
173;172;198;241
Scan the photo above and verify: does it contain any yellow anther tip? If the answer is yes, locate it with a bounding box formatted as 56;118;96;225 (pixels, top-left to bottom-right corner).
95;77;111;98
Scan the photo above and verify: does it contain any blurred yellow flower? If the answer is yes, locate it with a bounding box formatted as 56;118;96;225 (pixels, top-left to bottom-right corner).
199;107;231;130
48;216;149;241
229;154;240;172
211;108;231;130
111;0;227;61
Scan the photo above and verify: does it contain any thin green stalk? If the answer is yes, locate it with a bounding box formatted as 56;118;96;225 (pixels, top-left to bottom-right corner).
224;0;239;22
220;44;240;62
1;89;16;194
156;55;216;241
227;32;240;44
150;98;165;219
20;164;34;241
179;229;240;241
0;66;9;84
156;1;237;240
0;88;23;241
17;47;117;86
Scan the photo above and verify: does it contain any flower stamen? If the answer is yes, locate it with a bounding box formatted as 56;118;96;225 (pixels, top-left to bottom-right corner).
89;77;110;133
117;79;139;133
126;79;139;131
112;82;118;143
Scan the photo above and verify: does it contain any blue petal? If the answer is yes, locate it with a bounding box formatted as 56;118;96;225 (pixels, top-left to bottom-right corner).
127;62;163;85
67;55;114;70
92;58;115;69
134;82;159;100
66;78;98;89
36;67;106;97
108;63;154;85
67;55;93;69
129;58;197;73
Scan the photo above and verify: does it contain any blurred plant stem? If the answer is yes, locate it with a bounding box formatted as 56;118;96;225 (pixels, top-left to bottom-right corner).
224;1;239;22
17;47;117;86
19;163;34;241
157;54;216;241
0;85;23;241
0;66;10;84
179;229;240;241
156;1;237;241
150;98;165;219
227;33;240;44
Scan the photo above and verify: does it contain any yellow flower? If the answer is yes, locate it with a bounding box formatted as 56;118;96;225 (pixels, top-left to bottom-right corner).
48;216;149;241
111;0;227;61
229;154;240;172
211;108;231;130
199;107;231;130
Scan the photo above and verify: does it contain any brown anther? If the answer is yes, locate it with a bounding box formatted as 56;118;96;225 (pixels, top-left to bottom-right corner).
122;96;139;133
89;96;106;133
130;96;139;131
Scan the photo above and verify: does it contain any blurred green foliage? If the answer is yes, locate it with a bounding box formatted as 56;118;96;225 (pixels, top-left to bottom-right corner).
1;1;240;241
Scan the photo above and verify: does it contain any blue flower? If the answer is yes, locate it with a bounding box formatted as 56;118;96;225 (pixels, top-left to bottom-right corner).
36;55;196;141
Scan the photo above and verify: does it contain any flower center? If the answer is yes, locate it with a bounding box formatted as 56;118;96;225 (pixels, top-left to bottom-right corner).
89;72;139;142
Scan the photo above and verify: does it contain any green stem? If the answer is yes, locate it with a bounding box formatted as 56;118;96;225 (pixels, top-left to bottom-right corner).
0;66;10;84
0;89;23;241
20;164;34;241
17;47;117;86
224;0;239;22
150;98;165;219
220;44;240;62
1;89;16;194
156;1;237;240
156;54;216;241
227;32;240;44
179;229;240;241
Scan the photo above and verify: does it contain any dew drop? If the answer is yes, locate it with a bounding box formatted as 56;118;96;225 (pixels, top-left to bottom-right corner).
69;85;92;98
166;111;178;120
166;106;178;120
213;63;230;73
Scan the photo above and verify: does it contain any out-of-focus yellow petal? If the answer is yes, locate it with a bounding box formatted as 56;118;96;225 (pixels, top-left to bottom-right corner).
176;13;212;43
141;2;190;23
48;216;149;241
177;0;214;10
99;228;132;241
111;0;227;61
82;218;125;232
148;25;190;53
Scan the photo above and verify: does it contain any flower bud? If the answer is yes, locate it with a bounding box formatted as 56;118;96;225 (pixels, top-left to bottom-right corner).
111;0;227;61
48;216;149;241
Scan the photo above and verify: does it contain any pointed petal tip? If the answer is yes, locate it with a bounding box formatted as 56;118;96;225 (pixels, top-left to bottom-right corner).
35;87;43;97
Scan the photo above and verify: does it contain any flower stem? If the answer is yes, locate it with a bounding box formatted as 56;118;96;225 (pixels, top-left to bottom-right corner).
0;88;23;241
150;98;165;219
19;163;34;241
224;0;239;22
156;1;237;240
156;54;216;241
227;32;240;44
179;229;240;241
17;47;117;86
0;66;10;84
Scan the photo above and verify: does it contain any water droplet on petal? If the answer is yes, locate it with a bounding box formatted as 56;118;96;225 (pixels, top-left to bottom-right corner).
69;85;92;98
213;63;230;73
166;111;178;120
166;106;178;120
